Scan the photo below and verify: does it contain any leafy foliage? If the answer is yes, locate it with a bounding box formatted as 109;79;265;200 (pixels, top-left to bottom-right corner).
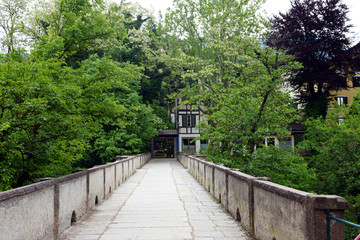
196;45;301;161
0;0;27;54
0;0;167;190
0;52;90;187
245;146;315;191
301;103;360;196
162;0;301;162
300;97;360;238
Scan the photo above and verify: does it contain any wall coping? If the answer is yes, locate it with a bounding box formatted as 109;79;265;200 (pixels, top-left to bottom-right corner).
55;170;88;184
252;179;310;204
310;194;348;210
0;180;55;202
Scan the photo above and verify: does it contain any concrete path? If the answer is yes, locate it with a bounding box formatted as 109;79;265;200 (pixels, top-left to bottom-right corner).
61;158;251;240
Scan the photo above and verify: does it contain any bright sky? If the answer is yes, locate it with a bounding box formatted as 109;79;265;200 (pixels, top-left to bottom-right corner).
125;0;360;43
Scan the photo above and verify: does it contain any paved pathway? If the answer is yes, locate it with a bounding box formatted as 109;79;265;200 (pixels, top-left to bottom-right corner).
61;158;251;240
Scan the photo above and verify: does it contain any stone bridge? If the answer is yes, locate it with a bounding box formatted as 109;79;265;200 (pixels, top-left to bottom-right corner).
0;153;348;240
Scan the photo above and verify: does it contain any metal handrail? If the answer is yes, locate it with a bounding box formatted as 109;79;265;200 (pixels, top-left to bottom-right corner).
327;209;360;240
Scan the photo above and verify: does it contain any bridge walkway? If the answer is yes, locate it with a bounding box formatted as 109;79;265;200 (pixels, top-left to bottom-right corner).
60;158;251;240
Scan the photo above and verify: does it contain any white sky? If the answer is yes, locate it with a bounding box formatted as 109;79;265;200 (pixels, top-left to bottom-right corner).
125;0;360;43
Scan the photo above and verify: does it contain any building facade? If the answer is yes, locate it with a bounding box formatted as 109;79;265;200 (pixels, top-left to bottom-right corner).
169;96;203;155
329;73;360;107
151;96;205;158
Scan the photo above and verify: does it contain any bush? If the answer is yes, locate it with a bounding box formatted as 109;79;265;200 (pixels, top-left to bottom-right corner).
242;146;316;191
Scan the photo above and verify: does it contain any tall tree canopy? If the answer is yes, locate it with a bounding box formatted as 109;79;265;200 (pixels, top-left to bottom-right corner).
0;0;26;54
0;0;168;190
161;0;302;162
266;0;353;118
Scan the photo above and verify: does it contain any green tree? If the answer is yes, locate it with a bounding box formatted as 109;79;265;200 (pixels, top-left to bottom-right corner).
26;0;124;66
0;0;165;190
0;52;92;187
106;6;174;129
161;0;301;162
0;0;26;54
72;54;160;165
300;97;360;238
244;146;316;191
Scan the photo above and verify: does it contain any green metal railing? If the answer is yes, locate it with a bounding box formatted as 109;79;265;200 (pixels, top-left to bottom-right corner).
327;209;360;240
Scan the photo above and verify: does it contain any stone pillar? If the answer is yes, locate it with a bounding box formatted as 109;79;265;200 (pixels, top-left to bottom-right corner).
308;195;348;240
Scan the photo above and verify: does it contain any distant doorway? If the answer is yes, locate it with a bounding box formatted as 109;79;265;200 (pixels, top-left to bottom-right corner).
153;138;175;158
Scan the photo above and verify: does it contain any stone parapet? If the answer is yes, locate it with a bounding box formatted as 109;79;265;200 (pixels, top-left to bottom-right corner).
178;153;348;240
0;153;151;240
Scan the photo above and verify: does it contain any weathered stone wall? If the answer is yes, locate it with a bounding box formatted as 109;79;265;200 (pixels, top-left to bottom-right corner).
115;160;123;187
0;183;54;240
57;172;88;236
0;153;151;240
177;152;188;168
105;164;116;196
227;171;254;232
179;153;348;240
123;161;129;181
253;181;309;240
88;167;105;208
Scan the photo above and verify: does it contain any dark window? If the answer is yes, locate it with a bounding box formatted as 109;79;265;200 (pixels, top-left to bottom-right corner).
183;138;195;150
267;137;276;146
294;135;304;146
200;139;207;150
181;114;196;127
334;96;348;106
353;76;360;87
191;115;196;127
181;115;186;127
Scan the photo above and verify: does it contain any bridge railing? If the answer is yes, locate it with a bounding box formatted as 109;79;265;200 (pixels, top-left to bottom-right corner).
327;209;360;240
178;153;348;240
0;152;151;240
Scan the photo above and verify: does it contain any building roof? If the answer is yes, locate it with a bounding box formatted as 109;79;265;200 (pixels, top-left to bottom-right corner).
158;129;178;136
